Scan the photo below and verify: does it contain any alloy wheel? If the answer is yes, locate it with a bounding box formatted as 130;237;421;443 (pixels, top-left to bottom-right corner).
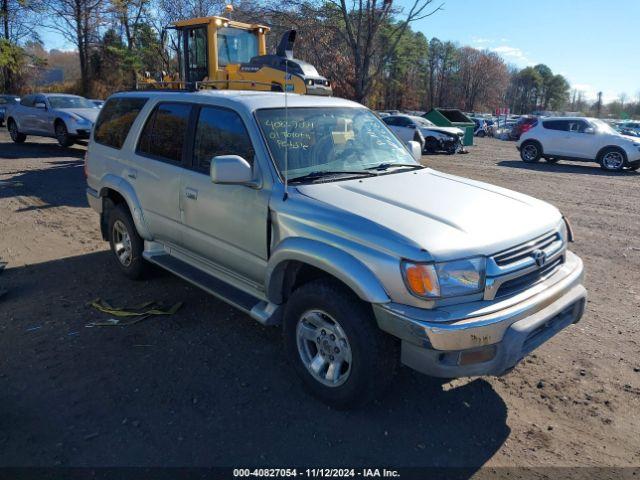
602;151;624;170
296;310;352;387
112;220;133;267
522;144;539;161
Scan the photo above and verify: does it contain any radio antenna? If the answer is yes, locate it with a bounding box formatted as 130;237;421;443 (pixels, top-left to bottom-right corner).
283;43;289;201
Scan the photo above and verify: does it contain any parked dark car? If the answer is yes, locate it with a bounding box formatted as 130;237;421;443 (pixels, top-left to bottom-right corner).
0;94;20;127
509;117;538;140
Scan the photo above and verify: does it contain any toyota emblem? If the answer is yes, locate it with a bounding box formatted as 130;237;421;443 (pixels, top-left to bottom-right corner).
533;249;547;267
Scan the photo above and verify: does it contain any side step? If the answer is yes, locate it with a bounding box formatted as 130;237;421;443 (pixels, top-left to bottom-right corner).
144;253;281;326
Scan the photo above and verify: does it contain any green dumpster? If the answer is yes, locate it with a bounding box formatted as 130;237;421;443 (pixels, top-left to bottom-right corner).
423;108;475;146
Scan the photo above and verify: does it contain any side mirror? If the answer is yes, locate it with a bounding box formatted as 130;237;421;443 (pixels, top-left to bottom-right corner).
35;102;46;109
584;127;595;134
407;140;422;162
407;123;417;129
210;155;254;185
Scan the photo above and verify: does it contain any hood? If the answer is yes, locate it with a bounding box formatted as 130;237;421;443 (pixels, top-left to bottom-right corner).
621;134;640;143
421;126;463;137
58;107;99;123
296;168;562;260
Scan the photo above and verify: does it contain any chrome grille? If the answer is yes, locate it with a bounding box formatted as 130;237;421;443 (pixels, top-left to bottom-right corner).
484;229;566;300
494;256;564;298
493;231;560;267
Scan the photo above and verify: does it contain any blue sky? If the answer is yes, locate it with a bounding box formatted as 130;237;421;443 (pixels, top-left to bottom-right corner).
40;0;638;103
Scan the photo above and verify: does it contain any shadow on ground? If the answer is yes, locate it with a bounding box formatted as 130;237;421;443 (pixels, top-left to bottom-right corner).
497;159;640;177
0;251;510;470
0;139;86;160
0;159;87;209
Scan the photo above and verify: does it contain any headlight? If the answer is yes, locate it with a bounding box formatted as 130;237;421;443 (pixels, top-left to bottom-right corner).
401;257;486;299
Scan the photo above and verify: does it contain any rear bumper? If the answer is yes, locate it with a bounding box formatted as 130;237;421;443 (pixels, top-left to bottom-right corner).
374;251;586;378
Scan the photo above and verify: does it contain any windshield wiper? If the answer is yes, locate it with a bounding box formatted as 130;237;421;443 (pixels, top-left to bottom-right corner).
288;170;379;184
365;163;424;172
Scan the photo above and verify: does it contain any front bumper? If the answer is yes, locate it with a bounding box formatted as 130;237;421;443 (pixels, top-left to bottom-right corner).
70;128;91;139
374;251;586;378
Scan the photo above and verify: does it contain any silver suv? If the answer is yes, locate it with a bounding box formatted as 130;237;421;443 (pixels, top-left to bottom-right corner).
86;90;587;408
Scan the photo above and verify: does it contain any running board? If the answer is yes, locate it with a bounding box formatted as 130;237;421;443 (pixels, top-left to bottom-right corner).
144;253;281;326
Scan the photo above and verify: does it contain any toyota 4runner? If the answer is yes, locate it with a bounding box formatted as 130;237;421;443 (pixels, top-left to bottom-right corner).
86;90;586;408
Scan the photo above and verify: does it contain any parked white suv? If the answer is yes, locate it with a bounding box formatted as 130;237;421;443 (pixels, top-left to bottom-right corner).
517;117;640;172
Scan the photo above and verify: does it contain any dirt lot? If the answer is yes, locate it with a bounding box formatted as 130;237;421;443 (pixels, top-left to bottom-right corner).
0;131;638;470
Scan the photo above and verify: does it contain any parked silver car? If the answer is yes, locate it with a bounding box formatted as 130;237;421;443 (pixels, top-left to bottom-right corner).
6;93;100;147
86;90;586;408
383;114;464;153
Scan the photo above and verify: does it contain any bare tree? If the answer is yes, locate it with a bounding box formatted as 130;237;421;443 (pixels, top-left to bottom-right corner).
41;0;106;95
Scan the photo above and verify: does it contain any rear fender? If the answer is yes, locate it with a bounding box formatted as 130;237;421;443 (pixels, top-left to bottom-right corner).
99;174;152;240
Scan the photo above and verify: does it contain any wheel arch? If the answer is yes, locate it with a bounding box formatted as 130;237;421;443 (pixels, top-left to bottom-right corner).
266;237;390;306
521;138;544;154
596;145;627;162
98;175;152;241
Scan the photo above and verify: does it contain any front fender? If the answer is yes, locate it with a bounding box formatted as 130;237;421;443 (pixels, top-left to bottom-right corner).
99;174;152;240
266;237;390;305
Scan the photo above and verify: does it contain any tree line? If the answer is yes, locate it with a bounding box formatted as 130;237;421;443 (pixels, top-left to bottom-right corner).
0;0;636;117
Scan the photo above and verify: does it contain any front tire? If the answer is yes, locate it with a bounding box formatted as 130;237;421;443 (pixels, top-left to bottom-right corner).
520;141;541;162
599;147;626;172
283;279;397;409
55;121;75;147
424;137;439;153
107;204;147;280
8;119;26;143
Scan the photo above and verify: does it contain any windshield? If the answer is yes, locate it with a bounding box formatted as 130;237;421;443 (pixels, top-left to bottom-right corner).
217;27;258;66
413;117;434;127
48;96;96;109
256;107;418;180
591;119;618;135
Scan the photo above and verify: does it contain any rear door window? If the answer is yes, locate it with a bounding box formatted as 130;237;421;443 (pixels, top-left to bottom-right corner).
94;97;148;149
137;102;192;163
543;120;568;131
192;106;255;172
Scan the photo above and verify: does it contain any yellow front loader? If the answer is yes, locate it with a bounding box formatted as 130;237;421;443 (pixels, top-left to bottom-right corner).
141;14;332;95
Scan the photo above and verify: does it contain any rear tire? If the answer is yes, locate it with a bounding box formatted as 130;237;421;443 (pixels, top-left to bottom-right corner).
598;147;626;172
520;141;541;162
8;119;26;143
107;204;147;280
283;278;397;409
55;121;75;147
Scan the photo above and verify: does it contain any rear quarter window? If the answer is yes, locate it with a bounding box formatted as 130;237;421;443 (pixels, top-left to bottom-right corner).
94;97;149;149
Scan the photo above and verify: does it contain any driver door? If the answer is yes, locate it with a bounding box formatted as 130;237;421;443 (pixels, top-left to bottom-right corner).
180;105;269;286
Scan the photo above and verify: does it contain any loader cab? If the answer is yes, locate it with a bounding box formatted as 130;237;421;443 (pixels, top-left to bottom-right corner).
174;16;269;84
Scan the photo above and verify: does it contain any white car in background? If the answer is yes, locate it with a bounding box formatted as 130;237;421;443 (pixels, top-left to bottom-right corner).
383;114;464;154
517;117;640;172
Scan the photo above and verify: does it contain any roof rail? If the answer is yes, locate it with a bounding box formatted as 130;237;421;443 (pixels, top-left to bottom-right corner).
135;81;196;91
194;80;279;90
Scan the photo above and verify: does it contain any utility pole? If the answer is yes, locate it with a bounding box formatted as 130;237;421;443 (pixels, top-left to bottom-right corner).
596;91;602;118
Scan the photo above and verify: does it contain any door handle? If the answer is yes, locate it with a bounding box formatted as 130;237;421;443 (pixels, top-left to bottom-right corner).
185;188;198;200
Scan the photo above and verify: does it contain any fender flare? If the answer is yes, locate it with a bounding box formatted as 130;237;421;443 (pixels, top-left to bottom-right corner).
266;237;390;305
99;174;153;240
596;145;627;163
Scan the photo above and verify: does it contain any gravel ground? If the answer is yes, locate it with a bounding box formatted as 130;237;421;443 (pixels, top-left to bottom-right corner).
0;132;638;470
